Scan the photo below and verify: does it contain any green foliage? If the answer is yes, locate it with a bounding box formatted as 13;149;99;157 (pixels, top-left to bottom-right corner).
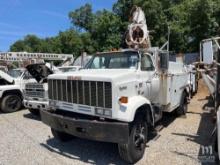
69;4;94;32
69;6;123;51
10;0;220;54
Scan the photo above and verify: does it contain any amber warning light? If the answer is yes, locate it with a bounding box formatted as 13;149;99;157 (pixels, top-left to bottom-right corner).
119;96;128;104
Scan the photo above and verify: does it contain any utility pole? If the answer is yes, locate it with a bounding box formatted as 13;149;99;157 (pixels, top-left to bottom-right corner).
216;48;220;111
167;26;170;54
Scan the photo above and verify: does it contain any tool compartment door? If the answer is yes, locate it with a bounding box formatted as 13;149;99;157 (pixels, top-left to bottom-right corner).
169;74;188;111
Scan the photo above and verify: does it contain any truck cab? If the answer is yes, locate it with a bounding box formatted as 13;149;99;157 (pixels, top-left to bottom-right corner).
40;49;190;163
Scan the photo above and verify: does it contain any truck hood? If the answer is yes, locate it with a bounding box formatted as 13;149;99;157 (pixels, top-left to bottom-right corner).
0;70;14;84
26;63;53;83
49;69;137;83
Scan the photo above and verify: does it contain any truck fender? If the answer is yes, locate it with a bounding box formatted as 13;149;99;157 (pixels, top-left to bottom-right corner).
122;96;154;125
2;89;23;99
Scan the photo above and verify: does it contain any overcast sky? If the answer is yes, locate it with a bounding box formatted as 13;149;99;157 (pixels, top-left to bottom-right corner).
0;0;116;51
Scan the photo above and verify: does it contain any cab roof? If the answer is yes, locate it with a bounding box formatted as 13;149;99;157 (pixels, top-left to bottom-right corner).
96;49;139;55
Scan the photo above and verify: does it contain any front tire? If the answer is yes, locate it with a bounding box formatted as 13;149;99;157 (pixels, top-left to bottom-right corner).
51;128;74;142
1;94;22;113
118;115;148;163
176;92;188;116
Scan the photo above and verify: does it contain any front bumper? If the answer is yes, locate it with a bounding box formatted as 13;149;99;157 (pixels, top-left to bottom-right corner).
40;110;129;144
24;99;49;110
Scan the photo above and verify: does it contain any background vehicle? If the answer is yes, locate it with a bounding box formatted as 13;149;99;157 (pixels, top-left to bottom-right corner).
0;52;73;113
0;68;35;113
23;54;91;115
186;64;198;96
24;64;81;115
199;37;220;162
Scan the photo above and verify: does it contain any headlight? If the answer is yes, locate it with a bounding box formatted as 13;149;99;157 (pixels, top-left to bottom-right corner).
95;108;112;117
49;100;56;107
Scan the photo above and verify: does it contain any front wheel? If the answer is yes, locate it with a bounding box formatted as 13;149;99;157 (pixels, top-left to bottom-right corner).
1;94;22;113
118;115;148;164
51;128;74;142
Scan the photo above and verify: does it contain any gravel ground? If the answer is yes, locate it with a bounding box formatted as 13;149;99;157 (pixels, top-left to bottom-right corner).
0;80;217;165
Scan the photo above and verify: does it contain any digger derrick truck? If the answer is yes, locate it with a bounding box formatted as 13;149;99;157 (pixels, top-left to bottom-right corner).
40;7;190;163
40;49;190;163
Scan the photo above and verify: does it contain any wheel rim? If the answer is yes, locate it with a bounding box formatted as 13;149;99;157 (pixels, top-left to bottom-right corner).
133;122;146;151
6;96;20;111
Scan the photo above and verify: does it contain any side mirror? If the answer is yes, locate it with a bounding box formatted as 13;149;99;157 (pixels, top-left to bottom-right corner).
159;52;169;72
201;41;214;64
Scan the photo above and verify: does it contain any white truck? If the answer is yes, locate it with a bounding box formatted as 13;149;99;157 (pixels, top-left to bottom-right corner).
0;68;35;113
23;54;92;115
186;64;198;96
40;48;190;163
0;52;74;113
24;64;81;115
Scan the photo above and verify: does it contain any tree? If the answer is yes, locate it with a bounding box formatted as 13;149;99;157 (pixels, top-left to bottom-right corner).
69;4;93;32
188;0;219;51
10;35;45;52
69;4;123;51
10;40;27;52
57;30;83;55
90;10;123;51
10;0;220;54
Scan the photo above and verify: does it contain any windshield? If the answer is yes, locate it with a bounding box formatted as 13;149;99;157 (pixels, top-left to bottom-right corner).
8;69;23;78
86;52;139;69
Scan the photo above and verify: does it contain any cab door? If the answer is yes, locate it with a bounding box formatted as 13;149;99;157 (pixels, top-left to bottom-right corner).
139;54;160;103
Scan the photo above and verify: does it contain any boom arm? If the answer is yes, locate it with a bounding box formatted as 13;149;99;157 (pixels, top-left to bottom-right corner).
0;52;74;62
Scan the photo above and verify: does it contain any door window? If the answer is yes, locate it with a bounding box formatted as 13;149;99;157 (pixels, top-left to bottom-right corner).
141;54;155;71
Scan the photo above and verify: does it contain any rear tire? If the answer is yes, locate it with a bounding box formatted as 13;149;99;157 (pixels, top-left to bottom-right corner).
176;92;188;116
118;115;148;163
28;109;40;116
51;128;74;142
1;94;22;113
194;81;198;94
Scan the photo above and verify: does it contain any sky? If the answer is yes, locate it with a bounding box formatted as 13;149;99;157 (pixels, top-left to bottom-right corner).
0;0;116;51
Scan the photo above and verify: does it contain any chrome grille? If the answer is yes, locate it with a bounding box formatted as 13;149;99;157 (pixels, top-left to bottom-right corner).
48;79;112;108
25;83;45;98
